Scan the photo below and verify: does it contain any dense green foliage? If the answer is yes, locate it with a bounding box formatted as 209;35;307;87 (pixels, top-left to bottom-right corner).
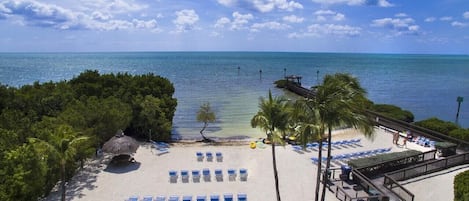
414;117;459;134
449;128;469;142
370;104;414;122
454;170;469;201
0;70;177;200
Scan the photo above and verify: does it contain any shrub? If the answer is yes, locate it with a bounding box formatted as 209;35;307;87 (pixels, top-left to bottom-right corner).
454;170;469;201
371;104;414;122
449;128;469;142
414;117;459;135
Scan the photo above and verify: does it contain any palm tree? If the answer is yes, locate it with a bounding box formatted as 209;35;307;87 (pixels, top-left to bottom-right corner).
316;73;375;201
292;99;324;201
196;102;216;142
251;90;290;201
29;125;89;201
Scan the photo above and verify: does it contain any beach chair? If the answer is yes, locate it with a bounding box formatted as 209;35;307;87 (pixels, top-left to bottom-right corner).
203;168;211;182
311;157;319;164
182;195;193;201
192;170;201;182
196;195;207;201
228;169;237;181
128;196;138;201
181;170;189;183
210;194;220;201
216;152;223;162
196;152;204;161
155;196;166;201
239;168;248;181
237;193;247;201
142;196;153;201
215;169;223;182
223;194;233;201
350;138;361;144
206;152;213;162
169;170;178;183
169;195;180;201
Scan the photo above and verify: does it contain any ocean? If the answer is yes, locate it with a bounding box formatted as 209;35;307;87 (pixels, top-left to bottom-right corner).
0;52;468;139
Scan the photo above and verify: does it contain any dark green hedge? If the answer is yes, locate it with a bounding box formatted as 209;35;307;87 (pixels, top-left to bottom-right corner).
415;117;460;135
370;104;414;123
454;170;469;201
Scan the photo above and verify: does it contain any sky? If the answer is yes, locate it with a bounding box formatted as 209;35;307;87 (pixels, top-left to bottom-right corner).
0;0;468;54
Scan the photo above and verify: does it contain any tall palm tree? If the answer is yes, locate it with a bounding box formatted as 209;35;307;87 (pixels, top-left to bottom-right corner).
196;102;216;142
292;99;324;201
29;125;89;201
316;73;375;201
251;90;290;201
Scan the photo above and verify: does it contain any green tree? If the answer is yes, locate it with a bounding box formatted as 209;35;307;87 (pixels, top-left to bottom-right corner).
196;102;216;142
315;73;375;201
0;144;47;201
29;125;90;201
251;90;290;201
454;170;469;201
292;99;324;201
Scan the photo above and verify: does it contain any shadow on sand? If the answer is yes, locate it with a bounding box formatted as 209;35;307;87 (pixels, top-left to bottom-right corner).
104;161;141;174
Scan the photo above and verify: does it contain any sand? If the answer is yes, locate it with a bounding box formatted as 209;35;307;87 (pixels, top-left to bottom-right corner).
43;128;461;201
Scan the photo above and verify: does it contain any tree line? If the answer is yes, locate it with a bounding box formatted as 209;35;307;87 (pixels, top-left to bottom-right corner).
0;70;177;201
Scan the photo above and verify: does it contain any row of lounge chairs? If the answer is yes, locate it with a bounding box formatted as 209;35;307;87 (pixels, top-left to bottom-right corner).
311;147;392;164
196;152;223;162
292;138;362;151
128;193;247;201
410;136;436;148
169;168;248;183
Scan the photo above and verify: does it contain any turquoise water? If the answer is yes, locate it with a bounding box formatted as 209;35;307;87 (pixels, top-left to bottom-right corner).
0;52;468;138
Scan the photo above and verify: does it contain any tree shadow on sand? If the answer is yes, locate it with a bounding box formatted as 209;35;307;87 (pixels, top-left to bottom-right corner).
104;161;141;174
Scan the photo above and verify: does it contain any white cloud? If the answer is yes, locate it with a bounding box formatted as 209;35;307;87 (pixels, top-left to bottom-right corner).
216;0;303;13
463;11;469;19
290;23;361;38
80;0;147;14
311;0;393;7
283;15;304;23
440;16;453;21
214;17;231;28
395;13;407;17
452;21;468;28
0;0;159;31
173;9;199;33
314;10;345;22
231;12;253;30
425;17;436;22
250;21;290;32
371;17;420;35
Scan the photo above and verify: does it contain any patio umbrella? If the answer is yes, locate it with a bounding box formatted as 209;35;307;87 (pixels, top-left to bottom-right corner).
102;130;139;156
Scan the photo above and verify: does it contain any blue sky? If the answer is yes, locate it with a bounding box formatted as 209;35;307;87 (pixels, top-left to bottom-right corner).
0;0;468;54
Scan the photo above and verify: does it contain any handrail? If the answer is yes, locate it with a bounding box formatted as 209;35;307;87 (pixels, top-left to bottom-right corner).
383;175;414;201
352;169;385;195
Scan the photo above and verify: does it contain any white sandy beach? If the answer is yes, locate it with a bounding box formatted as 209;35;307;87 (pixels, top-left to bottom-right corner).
43;128;464;201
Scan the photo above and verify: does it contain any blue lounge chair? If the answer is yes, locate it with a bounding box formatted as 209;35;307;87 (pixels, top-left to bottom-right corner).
223;194;233;201
203;168;211;182
192;170;201;182
239;168;248;181
182;195;193;201
169;170;178;183
237;193;247;201
206;152;213;162
128;196;138;201
196;195;207;201
215;169;223;182
216;152;223;162
155;196;166;201
181;170;189;182
196;152;204;161
143;196;153;201
169;195;179;201
228;169;236;181
210;194;220;201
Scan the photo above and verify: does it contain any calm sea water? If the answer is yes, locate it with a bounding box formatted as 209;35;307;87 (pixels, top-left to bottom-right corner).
0;52;468;139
